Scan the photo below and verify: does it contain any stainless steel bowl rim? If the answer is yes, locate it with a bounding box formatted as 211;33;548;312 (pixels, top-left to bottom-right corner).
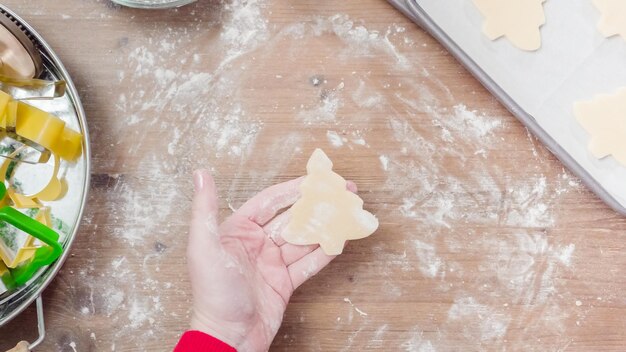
110;0;196;9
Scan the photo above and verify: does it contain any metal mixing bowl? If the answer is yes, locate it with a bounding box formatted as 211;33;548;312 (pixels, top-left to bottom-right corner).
111;0;197;9
0;5;90;349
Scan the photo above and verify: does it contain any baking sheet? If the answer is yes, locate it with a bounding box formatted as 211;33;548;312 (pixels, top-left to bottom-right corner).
394;0;626;212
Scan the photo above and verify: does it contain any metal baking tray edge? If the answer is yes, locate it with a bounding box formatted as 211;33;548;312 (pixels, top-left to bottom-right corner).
388;0;626;216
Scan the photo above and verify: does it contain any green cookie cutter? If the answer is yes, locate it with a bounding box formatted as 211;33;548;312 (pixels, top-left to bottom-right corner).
0;261;15;294
0;182;62;286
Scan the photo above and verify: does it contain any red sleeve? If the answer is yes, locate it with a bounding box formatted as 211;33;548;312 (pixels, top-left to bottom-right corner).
174;330;237;352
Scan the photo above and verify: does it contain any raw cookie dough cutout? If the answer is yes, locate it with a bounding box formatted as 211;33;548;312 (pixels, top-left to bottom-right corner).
593;0;626;40
283;149;379;255
574;87;626;166
472;0;547;51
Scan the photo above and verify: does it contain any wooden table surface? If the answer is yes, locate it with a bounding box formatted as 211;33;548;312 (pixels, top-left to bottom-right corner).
1;0;626;351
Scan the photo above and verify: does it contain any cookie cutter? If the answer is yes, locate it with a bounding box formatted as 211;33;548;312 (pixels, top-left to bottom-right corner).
0;261;15;295
1;208;52;270
0;74;66;100
0;183;61;286
0;145;64;208
6;96;82;162
0;90;82;165
0;100;50;165
0;74;69;164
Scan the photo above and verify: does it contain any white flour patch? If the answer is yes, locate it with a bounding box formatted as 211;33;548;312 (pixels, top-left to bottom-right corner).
104;287;125;317
127;299;151;329
482;232;576;305
352;80;384;109
413;240;443;279
451;104;502;139
327;130;345;147
447;297;511;343
298;82;345;122
310;15;410;69
339;325;366;352
366;324;388;348
557;243;576;266
502;176;554;228
219;0;269;70
374;244;414;274
379;155;390;171
400;328;437;352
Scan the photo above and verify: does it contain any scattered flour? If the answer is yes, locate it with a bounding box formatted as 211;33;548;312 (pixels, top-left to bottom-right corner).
400;328;437;352
412;240;443;279
327;130;345;147
63;0;588;350
366;324;388;348
379;155;390;171
352;80;384;109
447;297;511;343
298;82;345;122
90;0;272;347
309;15;411;69
451;104;502;139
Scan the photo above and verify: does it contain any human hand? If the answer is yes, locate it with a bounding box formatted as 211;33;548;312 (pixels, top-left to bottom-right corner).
187;170;357;352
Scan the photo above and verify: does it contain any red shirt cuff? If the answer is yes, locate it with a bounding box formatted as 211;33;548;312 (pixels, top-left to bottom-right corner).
174;330;237;352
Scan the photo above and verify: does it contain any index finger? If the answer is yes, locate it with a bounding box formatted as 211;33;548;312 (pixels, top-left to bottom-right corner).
236;177;304;226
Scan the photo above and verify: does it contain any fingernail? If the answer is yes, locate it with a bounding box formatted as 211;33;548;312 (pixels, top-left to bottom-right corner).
193;170;204;191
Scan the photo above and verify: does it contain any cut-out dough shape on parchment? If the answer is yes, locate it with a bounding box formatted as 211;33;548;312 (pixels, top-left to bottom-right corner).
593;0;626;40
283;149;379;256
574;87;626;166
472;0;547;51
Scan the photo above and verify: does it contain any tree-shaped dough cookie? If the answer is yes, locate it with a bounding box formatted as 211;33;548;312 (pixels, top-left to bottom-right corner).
574;87;626;166
283;149;379;255
473;0;547;51
593;0;626;40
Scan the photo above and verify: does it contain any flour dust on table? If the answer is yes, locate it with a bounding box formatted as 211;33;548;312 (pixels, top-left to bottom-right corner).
9;0;595;350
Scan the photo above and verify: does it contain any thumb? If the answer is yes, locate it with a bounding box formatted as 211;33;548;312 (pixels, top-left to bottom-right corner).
189;170;220;250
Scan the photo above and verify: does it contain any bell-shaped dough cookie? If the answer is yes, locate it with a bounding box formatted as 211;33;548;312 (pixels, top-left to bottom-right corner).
574;87;626;166
473;0;547;51
593;0;626;40
283;149;379;255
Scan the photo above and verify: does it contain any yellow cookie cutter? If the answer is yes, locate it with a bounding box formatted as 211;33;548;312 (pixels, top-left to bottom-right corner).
0;90;82;162
1;100;51;164
0;145;65;208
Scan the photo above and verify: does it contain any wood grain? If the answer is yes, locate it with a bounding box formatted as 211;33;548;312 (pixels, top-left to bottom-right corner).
0;0;624;351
